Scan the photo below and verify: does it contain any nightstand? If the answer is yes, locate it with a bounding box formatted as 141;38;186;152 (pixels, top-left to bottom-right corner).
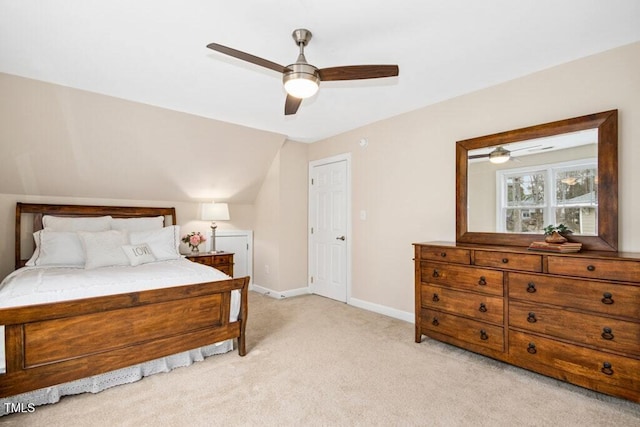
185;252;234;276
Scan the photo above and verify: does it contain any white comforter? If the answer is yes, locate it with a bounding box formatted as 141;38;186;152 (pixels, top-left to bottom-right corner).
0;257;234;308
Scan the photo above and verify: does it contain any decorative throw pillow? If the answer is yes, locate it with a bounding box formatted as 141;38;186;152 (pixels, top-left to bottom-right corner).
129;225;181;261
78;230;130;269
43;215;112;232
121;243;156;266
25;230;85;267
111;216;165;232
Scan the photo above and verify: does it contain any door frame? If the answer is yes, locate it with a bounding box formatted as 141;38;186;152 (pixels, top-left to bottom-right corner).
308;153;352;303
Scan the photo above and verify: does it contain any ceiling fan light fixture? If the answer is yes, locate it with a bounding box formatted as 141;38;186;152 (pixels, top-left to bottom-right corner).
489;147;511;164
283;63;320;99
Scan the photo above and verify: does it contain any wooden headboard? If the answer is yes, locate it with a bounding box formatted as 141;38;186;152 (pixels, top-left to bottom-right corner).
15;203;177;270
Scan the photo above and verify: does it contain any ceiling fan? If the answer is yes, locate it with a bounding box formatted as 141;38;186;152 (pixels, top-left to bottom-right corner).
206;29;399;115
469;145;542;164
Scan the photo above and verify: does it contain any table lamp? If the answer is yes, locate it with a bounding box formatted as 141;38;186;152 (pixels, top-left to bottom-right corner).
200;202;230;253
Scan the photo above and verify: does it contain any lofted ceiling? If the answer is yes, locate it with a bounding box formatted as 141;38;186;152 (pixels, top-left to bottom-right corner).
1;1;640;143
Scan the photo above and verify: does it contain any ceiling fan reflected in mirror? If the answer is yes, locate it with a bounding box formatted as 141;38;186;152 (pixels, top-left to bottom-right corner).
469;145;542;164
206;29;399;115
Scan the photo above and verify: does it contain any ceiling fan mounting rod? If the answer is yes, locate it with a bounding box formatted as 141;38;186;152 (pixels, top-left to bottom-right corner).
292;29;312;64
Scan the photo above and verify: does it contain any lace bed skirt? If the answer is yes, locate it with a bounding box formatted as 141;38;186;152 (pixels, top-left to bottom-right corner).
0;339;233;416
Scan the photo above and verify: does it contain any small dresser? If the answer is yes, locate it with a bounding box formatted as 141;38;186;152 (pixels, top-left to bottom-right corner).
414;242;640;402
186;252;234;276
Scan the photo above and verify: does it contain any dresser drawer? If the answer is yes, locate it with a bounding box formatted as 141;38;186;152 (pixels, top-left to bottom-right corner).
211;254;233;266
420;261;503;296
419;246;470;265
548;256;640;283
190;254;232;266
421;284;503;325
509;300;640;357
509;272;640;319
421;308;504;352
474;250;542;273
510;330;640;396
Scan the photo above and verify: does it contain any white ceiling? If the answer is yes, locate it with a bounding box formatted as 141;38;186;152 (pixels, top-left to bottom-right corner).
1;1;639;143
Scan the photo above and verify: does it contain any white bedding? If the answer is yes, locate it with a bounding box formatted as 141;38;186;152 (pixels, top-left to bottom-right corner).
0;257;233;308
0;259;241;415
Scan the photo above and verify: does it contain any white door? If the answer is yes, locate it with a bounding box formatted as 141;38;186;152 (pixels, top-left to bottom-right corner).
309;155;350;302
211;230;253;281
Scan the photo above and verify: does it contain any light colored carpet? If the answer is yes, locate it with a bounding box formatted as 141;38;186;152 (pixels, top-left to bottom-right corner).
3;291;640;426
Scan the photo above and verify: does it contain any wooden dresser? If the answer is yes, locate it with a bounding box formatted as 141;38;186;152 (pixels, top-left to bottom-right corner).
186;252;234;276
414;241;640;402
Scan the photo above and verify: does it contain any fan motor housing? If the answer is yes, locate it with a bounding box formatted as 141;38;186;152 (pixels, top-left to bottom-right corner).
283;62;319;83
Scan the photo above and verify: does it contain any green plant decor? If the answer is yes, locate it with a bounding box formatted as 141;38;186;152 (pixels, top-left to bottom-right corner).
543;224;573;236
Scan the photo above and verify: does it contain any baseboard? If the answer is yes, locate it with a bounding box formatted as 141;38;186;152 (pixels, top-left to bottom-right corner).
250;284;310;299
349;297;414;324
249;284;414;323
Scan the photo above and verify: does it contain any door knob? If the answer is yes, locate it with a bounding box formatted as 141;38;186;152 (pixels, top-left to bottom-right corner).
336;236;346;241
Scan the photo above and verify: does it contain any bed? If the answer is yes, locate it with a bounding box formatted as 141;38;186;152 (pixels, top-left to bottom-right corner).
0;203;249;405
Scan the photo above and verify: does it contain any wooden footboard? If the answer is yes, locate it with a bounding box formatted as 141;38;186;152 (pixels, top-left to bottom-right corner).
0;276;249;398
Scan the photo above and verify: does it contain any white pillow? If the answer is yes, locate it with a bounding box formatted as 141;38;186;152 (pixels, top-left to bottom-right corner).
78;230;130;269
43;215;112;232
129;225;181;261
111;216;165;232
25;230;85;267
121;243;156;266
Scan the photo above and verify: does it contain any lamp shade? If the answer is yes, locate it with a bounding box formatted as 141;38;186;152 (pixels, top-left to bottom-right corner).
201;203;230;221
284;75;319;99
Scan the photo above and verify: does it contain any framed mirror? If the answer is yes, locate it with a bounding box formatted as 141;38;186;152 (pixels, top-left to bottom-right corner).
456;110;618;251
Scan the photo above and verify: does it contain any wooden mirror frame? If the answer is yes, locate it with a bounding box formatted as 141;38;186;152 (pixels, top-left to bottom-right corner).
456;110;618;251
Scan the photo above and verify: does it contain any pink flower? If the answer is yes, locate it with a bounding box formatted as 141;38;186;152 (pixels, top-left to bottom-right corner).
190;235;201;246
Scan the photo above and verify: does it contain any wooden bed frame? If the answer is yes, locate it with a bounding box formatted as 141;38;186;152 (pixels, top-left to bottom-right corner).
0;203;249;398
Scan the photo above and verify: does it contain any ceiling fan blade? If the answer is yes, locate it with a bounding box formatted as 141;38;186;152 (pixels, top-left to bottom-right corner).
318;65;399;81
284;95;302;115
510;144;542;153
468;154;489;159
206;43;290;74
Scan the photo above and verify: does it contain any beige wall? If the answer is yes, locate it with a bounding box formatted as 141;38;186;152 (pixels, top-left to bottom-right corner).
252;140;309;293
308;41;640;315
0;73;286;203
253;151;281;288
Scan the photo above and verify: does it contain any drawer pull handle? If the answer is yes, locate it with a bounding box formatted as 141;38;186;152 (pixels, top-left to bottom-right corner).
478;303;487;313
527;312;537;323
587;265;596;272
502;258;509;264
526;282;537;293
432;317;439;326
527;342;537;354
601;292;614;305
479;330;488;341
440;252;447;258
601;362;614;376
601;327;614;340
432;269;440;278
432;293;439;302
478;276;487;286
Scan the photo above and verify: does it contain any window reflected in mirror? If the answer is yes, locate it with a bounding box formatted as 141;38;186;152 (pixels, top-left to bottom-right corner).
467;128;598;235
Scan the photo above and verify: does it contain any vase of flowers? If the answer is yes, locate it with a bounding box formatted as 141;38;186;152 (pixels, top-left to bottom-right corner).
182;232;206;254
